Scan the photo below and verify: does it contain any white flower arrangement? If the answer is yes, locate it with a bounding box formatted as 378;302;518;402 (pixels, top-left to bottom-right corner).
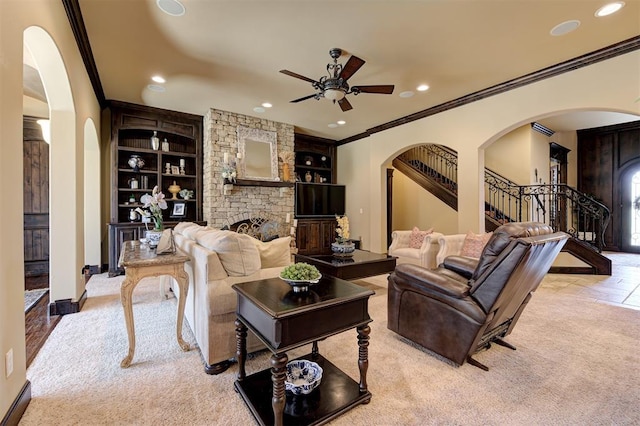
335;215;350;244
135;186;167;231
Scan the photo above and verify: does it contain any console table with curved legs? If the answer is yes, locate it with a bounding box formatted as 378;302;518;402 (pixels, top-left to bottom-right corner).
118;240;191;368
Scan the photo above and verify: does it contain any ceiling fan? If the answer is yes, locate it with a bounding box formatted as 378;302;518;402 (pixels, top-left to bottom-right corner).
279;48;394;112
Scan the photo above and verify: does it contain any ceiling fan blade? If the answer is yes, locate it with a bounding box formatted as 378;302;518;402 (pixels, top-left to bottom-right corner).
352;85;395;94
338;55;365;81
338;97;353;112
290;93;318;103
280;69;318;84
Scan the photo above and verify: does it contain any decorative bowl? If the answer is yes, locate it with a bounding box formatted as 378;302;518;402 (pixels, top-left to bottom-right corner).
285;360;323;395
331;241;355;257
279;275;321;293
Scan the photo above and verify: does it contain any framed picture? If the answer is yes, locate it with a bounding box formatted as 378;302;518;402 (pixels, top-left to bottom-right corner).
171;202;187;218
171;165;180;175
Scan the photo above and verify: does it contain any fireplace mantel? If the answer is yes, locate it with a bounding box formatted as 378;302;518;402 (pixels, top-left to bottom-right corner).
234;179;294;188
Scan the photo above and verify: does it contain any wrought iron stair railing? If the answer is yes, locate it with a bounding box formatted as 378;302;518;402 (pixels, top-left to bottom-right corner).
397;145;611;253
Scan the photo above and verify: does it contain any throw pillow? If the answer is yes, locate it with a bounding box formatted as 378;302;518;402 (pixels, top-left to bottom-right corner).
253;236;292;268
460;231;493;258
196;230;261;276
409;226;434;249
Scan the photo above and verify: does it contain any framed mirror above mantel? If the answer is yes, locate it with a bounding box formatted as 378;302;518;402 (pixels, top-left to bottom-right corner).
237;125;279;181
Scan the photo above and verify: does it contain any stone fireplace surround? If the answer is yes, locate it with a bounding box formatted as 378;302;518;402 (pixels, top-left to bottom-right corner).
203;108;295;231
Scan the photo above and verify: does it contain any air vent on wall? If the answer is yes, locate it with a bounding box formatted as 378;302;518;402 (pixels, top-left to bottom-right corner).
531;122;555;136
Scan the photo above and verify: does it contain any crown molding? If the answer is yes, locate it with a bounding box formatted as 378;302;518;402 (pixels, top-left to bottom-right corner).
338;36;640;145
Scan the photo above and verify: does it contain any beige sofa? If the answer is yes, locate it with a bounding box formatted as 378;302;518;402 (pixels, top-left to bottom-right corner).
388;230;443;269
172;222;292;374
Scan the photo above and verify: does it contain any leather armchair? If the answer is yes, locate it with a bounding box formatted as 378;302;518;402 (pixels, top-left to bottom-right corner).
387;222;569;370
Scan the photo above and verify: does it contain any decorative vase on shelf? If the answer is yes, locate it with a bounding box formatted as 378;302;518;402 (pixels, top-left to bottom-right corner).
331;241;355;257
127;155;144;172
168;181;181;199
161;138;169;152
305;171;312;182
151;131;160;150
145;229;163;248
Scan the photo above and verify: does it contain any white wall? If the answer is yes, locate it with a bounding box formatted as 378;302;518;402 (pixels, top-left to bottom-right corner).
1;0;101;417
338;51;640;254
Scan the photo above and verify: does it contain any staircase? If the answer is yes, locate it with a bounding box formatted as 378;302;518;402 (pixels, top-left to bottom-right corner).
394;145;612;275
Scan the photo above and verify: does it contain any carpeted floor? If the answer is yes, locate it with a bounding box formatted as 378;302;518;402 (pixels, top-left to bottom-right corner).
24;289;48;313
20;273;640;425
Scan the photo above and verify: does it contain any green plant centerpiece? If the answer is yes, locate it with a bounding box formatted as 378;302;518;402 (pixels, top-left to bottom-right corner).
280;262;321;293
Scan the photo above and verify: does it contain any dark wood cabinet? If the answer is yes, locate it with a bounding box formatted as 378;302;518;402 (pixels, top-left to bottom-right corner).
296;218;336;255
294;134;338;254
106;101;204;275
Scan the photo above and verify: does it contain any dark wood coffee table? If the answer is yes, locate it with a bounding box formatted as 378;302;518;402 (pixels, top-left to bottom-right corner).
295;250;397;280
233;275;374;426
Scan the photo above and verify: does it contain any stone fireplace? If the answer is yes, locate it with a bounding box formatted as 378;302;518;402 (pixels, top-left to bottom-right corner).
202;108;295;230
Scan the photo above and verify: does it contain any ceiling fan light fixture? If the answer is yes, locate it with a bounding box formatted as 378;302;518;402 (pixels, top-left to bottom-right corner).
324;88;345;101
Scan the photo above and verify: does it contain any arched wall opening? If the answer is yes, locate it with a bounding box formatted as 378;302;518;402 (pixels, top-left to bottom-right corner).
84;118;101;266
364;103;639;254
24;26;81;304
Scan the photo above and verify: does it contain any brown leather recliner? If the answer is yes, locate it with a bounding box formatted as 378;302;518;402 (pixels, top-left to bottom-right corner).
387;222;569;370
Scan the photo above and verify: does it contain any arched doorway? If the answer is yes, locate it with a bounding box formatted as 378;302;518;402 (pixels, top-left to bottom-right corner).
84;119;101;268
24;26;80;309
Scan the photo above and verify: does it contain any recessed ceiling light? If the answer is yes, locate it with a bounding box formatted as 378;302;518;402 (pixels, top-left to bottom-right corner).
261;102;272;108
550;20;581;36
416;85;429;92
156;0;185;17
595;1;625;17
399;91;414;98
337;120;346;125
147;84;166;92
253;107;265;113
328;123;338;128
151;75;166;83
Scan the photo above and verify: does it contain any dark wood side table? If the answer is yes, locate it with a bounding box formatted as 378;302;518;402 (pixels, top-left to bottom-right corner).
295;250;397;280
233;276;374;426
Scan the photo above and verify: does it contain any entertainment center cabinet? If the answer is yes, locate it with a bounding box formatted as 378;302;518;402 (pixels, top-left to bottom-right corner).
294;134;339;255
106;101;204;276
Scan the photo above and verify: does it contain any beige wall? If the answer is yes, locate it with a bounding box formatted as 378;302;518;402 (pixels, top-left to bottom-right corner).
485;125;531;184
1;0;101;417
338;51;640;253
391;171;458;236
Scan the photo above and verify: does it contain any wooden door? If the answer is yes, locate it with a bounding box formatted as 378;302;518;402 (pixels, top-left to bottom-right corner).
620;164;640;253
23;117;50;278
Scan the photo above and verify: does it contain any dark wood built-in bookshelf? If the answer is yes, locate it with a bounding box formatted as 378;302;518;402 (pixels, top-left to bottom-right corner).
106;101;204;275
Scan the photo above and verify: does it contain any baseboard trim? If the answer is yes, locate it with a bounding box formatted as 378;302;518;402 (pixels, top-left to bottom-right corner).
0;380;31;426
48;289;88;316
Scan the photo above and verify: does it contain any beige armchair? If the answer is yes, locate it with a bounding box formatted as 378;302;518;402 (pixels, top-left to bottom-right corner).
389;230;443;269
436;234;467;266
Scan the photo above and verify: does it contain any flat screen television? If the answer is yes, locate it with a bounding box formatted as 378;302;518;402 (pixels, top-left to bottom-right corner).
295;183;345;217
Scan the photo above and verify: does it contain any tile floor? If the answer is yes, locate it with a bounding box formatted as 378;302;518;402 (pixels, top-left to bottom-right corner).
541;252;640;310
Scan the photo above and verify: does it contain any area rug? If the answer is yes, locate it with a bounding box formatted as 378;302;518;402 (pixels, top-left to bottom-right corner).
20;274;640;425
24;289;48;313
